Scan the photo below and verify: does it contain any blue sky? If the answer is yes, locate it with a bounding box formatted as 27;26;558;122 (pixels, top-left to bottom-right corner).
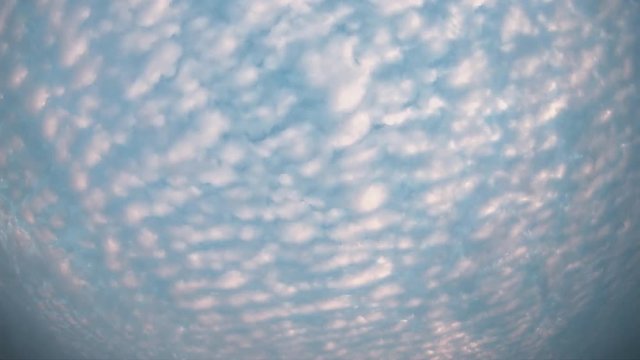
1;0;640;359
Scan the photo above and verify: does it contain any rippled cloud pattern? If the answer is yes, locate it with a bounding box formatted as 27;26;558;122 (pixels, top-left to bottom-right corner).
1;0;640;359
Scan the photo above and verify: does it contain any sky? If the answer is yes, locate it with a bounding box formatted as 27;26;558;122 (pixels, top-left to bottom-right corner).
1;0;640;359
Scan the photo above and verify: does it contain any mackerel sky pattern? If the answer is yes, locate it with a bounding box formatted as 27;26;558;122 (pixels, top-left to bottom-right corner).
1;0;640;359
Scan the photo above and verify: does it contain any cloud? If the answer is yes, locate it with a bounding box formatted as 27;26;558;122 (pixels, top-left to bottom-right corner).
3;0;639;358
332;112;371;148
215;271;248;290
331;257;393;289
127;41;182;99
355;183;388;213
283;222;317;244
372;0;424;16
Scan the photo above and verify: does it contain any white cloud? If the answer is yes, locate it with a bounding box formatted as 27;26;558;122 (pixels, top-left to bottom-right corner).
138;228;158;248
355;183;388;213
173;279;212;294
73;53;104;88
304;36;373;113
198;167;237;187
0;0;16;36
310;297;352;312
372;0;423;16
9;64;27;88
215;271;248;289
29;86;49;113
42;112;60;140
381;108;414;126
183;296;217;311
166;111;228;164
61;35;88;68
333;78;367;113
539;97;567;124
235;65;259;86
104;236;120;256
228;291;271;307
70;168;89;192
138;0;172;27
127;41;182;99
397;11;423;39
122;30;162;54
501;6;535;47
84;130;112;167
332;112;371;148
283;222;316;244
125;202;149;224
423;177;478;215
331;257;393;289
370;283;403;300
314;251;370;272
448;50;487;88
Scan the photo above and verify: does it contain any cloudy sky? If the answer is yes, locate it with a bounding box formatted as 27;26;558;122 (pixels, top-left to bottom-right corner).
1;0;640;359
